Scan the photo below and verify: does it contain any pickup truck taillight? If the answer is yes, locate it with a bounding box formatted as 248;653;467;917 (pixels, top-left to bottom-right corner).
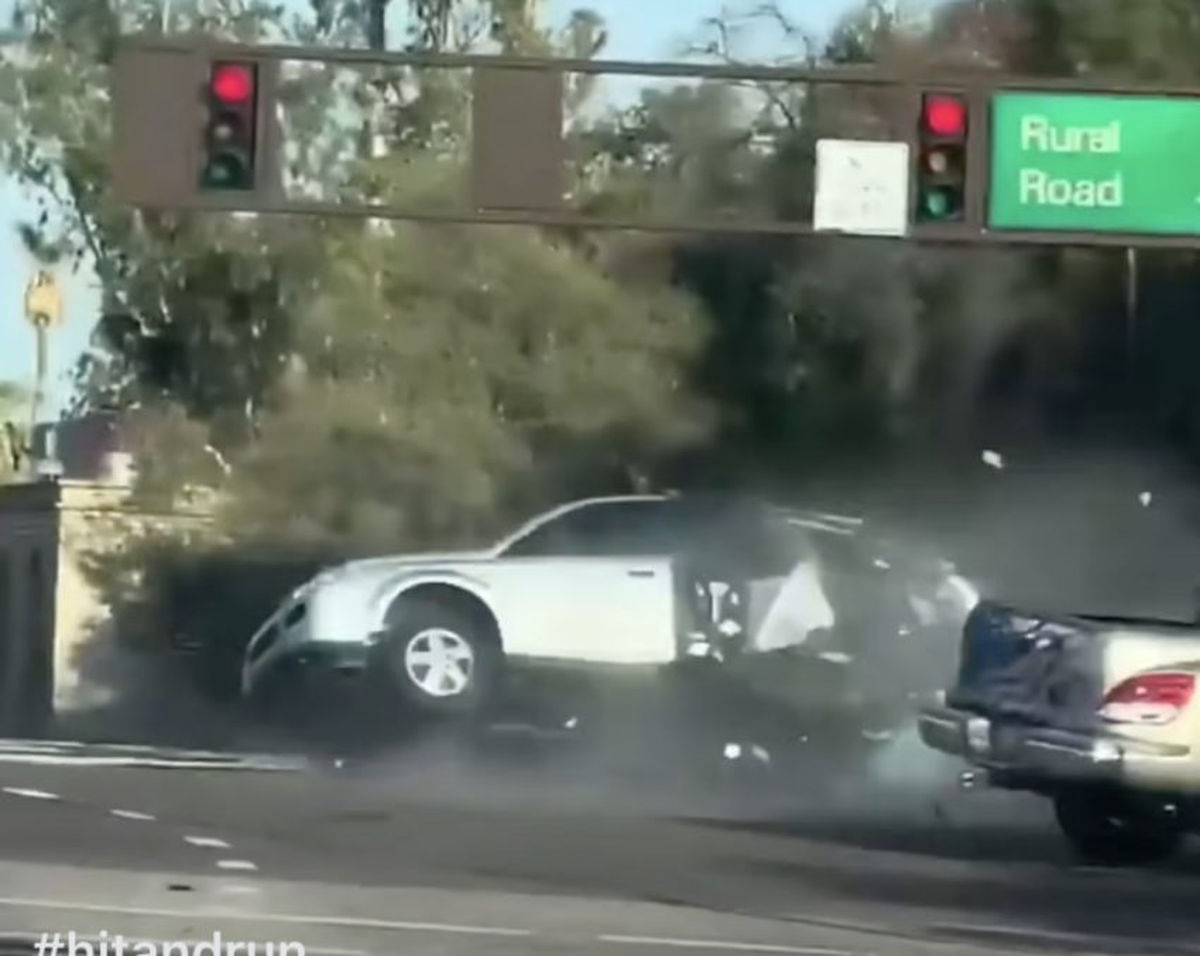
1099;672;1195;726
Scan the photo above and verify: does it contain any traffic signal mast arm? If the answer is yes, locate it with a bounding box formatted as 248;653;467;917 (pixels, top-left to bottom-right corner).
115;35;1200;94
111;35;1200;250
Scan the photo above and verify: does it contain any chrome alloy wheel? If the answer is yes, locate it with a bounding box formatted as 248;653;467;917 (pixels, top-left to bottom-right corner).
402;627;475;698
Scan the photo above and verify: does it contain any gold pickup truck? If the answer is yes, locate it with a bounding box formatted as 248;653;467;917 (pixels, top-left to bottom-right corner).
920;599;1200;865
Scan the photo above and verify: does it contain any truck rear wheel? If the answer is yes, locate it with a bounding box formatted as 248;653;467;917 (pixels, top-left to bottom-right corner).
1053;788;1183;866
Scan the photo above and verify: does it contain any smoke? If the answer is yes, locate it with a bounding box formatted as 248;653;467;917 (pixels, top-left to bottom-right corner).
922;444;1200;621
51;613;1010;835
827;721;959;815
53;638;249;749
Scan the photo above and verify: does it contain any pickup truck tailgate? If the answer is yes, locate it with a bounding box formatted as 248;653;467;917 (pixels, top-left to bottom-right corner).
948;601;1107;732
949;601;1200;730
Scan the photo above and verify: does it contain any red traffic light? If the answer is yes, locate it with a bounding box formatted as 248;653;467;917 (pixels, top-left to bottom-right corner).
211;62;255;104
923;94;967;138
202;61;258;191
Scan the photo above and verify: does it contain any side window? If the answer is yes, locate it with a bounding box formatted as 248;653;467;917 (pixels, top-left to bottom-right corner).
503;503;681;557
582;504;687;557
502;508;604;557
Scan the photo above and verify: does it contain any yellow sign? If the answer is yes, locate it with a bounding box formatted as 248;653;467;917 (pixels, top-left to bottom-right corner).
23;270;62;327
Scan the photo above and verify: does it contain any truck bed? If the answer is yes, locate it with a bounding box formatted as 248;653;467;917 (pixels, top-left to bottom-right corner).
947;601;1200;732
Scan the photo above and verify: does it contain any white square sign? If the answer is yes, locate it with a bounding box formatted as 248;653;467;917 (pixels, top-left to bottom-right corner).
813;139;910;237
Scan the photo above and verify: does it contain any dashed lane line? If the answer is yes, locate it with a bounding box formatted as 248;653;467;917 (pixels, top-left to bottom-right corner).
185;836;232;849
109;810;156;821
2;787;59;801
7;786;255;876
599;936;869;956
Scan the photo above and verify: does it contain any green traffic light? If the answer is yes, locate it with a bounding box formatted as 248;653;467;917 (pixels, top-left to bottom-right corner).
924;189;949;217
919;186;963;221
200;152;253;190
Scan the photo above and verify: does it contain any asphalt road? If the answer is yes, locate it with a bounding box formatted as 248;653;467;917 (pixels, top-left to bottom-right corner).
0;734;1197;956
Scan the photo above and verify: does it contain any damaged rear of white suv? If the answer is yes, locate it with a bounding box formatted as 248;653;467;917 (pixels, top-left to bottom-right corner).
920;600;1200;864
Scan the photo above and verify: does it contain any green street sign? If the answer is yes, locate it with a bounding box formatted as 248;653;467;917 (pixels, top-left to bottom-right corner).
989;92;1200;236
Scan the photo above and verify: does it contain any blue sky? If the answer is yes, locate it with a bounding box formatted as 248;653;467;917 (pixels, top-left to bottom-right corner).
0;0;868;417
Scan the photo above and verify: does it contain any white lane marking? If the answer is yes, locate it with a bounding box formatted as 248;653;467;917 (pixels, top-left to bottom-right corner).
598;936;868;956
110;810;156;821
0;753;302;770
297;949;368;956
244;948;365;956
152;942;364;956
781;915;891;936
0;738;295;760
927;921;1119;945
216;859;258;871
186;836;232;849
0;895;533;936
2;787;59;800
216;884;261;895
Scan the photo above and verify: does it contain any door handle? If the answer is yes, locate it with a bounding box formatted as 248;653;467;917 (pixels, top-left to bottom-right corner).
627;569;656;578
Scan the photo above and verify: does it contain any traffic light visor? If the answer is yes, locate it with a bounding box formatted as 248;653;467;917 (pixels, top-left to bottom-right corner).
211;62;255;104
923;94;967;138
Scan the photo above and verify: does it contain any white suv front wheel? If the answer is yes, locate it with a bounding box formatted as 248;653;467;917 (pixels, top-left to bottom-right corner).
374;599;501;718
403;627;476;699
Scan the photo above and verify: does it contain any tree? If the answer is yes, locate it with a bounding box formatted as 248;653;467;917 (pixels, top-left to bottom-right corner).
0;0;329;453
220;221;712;550
570;2;1062;482
21;0;1200;539
0;381;28;423
929;0;1200;452
0;0;721;548
0;382;30;478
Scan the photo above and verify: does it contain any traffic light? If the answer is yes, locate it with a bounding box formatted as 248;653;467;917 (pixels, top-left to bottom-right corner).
916;92;968;223
200;60;259;191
